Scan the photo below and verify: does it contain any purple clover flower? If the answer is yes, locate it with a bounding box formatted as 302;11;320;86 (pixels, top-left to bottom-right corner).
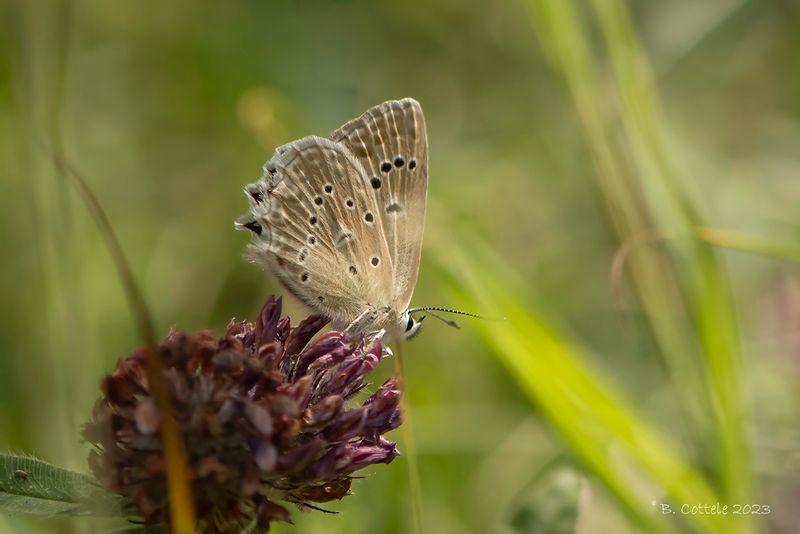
82;296;401;532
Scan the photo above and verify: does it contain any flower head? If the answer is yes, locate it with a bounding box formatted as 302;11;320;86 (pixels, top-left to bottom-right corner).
82;296;401;532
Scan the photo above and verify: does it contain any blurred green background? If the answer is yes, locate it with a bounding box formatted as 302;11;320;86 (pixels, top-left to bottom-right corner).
1;0;800;532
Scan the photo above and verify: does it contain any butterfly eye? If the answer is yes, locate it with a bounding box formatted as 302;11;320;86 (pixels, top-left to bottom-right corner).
405;316;414;332
243;221;262;235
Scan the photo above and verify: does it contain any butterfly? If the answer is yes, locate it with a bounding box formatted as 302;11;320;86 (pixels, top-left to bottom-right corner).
236;98;432;340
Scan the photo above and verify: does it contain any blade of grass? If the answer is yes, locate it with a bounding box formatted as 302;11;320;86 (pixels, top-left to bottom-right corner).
523;1;752;524
523;0;714;475
438;238;732;534
590;0;750;508
393;344;424;534
16;3;197;531
14;1;195;534
48;154;197;534
696;226;800;262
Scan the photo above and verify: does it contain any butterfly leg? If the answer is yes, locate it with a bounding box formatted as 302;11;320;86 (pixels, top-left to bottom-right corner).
344;308;378;336
344;306;393;336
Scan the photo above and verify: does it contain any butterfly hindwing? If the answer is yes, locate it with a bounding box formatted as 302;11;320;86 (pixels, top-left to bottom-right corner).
330;98;428;312
242;136;395;328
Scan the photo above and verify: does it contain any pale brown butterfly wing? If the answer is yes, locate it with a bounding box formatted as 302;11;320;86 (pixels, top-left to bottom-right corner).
330;98;428;312
240;136;395;329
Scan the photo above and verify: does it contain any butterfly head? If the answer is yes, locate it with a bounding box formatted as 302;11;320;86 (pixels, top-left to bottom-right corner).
399;306;484;340
400;310;425;340
402;307;488;339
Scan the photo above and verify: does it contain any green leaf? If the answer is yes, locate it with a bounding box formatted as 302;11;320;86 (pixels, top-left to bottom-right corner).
509;466;582;534
0;453;127;517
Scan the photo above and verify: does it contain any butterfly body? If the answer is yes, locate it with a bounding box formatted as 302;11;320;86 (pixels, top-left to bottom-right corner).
237;99;428;340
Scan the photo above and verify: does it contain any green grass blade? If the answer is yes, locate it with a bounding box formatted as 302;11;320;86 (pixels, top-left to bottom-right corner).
590;0;751;508
438;240;732;534
523;0;752;522
696;227;800;262
522;0;714;445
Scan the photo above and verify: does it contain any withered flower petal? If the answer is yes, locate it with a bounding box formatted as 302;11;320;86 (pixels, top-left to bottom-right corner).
82;296;401;533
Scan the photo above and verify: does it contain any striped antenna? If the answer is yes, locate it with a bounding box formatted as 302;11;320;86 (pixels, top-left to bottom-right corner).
407;307;488;330
406;306;486;319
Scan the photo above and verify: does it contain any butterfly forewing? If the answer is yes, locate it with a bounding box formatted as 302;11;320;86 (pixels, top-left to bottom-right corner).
330;98;428;312
244;136;395;328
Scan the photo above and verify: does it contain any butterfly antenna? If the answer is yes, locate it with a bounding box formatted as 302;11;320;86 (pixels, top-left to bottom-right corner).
408;306;487;320
422;311;461;329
